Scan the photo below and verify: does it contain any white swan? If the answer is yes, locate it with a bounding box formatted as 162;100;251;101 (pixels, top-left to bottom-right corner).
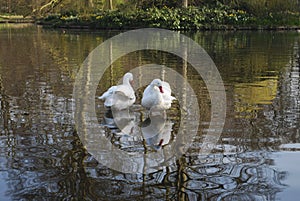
99;73;136;110
141;79;176;111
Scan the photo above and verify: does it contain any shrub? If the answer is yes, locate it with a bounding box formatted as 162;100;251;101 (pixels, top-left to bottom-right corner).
40;2;299;30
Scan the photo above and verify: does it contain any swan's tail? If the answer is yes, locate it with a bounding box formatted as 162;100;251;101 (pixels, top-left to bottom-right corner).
98;86;117;100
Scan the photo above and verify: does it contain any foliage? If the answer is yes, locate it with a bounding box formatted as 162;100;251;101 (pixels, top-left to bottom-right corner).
41;4;258;30
41;3;300;30
235;0;299;15
1;0;299;29
128;0;181;9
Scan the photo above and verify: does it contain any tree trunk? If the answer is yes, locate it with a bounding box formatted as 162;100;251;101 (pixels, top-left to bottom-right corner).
182;0;188;7
39;0;63;15
7;0;11;13
89;0;94;7
108;0;113;10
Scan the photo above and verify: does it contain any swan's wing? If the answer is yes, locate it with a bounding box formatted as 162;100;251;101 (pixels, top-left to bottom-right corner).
115;85;136;100
161;81;176;109
109;90;135;110
141;85;161;109
104;95;114;107
98;86;117;100
162;81;171;90
163;94;176;101
141;85;152;109
162;81;176;99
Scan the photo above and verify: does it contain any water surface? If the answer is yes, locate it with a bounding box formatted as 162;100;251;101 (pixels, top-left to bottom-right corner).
0;24;299;200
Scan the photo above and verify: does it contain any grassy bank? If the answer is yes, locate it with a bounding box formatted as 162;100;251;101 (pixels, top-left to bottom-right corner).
38;5;300;30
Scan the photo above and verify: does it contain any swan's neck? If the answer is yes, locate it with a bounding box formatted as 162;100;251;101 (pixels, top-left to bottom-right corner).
150;85;163;100
151;84;158;91
123;77;131;86
151;84;163;94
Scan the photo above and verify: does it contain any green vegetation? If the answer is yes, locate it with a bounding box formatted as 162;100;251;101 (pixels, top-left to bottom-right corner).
1;0;299;29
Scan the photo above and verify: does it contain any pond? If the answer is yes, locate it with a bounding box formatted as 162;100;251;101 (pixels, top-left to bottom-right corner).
0;23;299;200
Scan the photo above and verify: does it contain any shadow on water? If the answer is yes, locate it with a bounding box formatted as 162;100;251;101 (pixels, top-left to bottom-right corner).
0;24;299;200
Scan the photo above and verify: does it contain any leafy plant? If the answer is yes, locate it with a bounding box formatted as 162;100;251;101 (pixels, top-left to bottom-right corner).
39;1;300;30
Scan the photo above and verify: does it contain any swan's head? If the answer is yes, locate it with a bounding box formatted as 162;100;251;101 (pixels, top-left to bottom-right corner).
123;73;134;85
151;79;164;93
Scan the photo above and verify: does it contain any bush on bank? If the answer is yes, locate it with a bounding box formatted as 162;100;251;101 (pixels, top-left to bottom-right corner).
40;4;300;30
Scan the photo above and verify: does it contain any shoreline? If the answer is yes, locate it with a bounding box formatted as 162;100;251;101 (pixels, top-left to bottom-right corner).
37;22;300;31
2;21;300;31
1;19;300;32
0;15;34;23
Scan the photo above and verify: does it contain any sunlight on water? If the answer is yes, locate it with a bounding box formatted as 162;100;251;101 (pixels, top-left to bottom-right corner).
234;78;278;118
0;24;299;200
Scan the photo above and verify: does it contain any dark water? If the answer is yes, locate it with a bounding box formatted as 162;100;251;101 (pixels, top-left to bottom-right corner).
0;23;299;200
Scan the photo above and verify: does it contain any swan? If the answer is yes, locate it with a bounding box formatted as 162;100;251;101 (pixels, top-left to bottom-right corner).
99;73;136;110
141;79;176;111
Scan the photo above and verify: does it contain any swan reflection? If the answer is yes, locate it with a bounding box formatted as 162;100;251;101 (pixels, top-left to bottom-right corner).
141;113;173;150
103;109;137;135
103;108;174;151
